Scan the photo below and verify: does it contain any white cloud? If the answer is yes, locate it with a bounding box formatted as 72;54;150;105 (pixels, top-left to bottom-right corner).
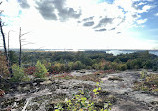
145;0;154;2
137;19;148;24
133;0;154;2
139;5;153;13
114;0;135;12
137;2;147;6
154;13;158;16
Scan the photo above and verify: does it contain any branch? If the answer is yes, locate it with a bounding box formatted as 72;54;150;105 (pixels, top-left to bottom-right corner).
0;10;4;14
21;32;30;37
21;40;31;43
22;98;32;111
22;42;34;46
21;39;26;41
0;22;7;27
8;30;15;33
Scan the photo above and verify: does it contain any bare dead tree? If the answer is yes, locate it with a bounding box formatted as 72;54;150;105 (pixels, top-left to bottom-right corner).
8;31;9;52
7;30;15;70
7;30;14;53
0;1;13;75
0;20;12;74
19;27;32;67
19;27;22;67
0;21;8;61
0;22;7;54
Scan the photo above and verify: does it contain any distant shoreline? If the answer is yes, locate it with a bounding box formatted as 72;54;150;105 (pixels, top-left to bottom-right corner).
1;48;158;51
1;48;158;56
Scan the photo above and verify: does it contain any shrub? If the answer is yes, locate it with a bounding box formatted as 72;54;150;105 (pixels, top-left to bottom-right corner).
152;66;158;71
73;61;84;70
42;60;52;72
92;63;100;70
134;70;158;93
126;59;142;69
86;66;92;70
118;64;127;71
24;66;36;75
143;60;153;69
53;63;65;73
55;82;112;111
34;61;48;78
10;64;30;82
0;52;9;78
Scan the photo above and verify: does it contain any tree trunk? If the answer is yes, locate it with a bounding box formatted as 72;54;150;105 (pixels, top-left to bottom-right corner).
0;21;12;74
7;31;11;69
8;31;10;54
19;27;22;67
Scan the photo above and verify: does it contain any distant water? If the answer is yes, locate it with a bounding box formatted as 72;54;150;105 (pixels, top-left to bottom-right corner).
106;50;158;56
149;51;158;56
36;49;158;56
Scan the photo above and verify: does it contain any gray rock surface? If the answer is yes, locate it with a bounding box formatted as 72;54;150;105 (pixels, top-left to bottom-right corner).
0;71;158;111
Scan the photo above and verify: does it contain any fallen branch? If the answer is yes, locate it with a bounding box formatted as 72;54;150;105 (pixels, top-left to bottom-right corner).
22;98;32;111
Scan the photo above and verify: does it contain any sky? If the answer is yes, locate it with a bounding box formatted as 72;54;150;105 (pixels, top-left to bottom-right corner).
0;0;158;50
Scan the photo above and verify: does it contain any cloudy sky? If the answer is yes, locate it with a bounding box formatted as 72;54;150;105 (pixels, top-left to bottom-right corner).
0;0;158;49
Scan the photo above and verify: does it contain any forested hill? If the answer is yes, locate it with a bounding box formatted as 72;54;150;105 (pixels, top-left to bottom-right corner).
7;50;158;73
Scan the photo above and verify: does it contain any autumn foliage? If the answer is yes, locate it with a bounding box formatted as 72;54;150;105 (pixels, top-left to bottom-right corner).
0;89;5;97
24;66;36;75
0;51;9;78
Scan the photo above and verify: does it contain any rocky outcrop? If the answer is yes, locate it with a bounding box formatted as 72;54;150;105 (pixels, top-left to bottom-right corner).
0;71;158;111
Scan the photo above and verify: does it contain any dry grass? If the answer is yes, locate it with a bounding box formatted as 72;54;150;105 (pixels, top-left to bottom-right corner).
134;74;158;93
52;70;116;82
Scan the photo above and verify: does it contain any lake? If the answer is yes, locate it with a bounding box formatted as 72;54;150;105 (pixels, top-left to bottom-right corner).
105;50;158;56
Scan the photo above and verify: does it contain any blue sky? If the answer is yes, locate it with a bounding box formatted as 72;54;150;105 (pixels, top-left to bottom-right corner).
98;0;115;4
134;0;158;41
0;0;158;49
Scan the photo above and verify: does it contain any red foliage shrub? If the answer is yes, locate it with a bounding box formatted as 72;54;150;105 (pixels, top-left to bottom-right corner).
24;66;36;75
0;52;9;78
0;89;5;97
55;73;73;78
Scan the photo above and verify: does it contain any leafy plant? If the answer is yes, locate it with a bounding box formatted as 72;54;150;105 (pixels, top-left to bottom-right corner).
10;64;30;82
34;61;48;78
140;70;147;79
24;66;36;75
55;82;112;111
134;70;158;93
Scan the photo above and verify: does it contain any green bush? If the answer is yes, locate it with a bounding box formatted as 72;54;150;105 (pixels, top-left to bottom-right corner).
73;61;84;70
34;61;48;78
152;66;158;71
118;64;127;71
67;62;73;71
86;66;92;70
143;60;152;69
10;64;30;82
126;59;142;69
92;63;100;70
53;63;64;73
